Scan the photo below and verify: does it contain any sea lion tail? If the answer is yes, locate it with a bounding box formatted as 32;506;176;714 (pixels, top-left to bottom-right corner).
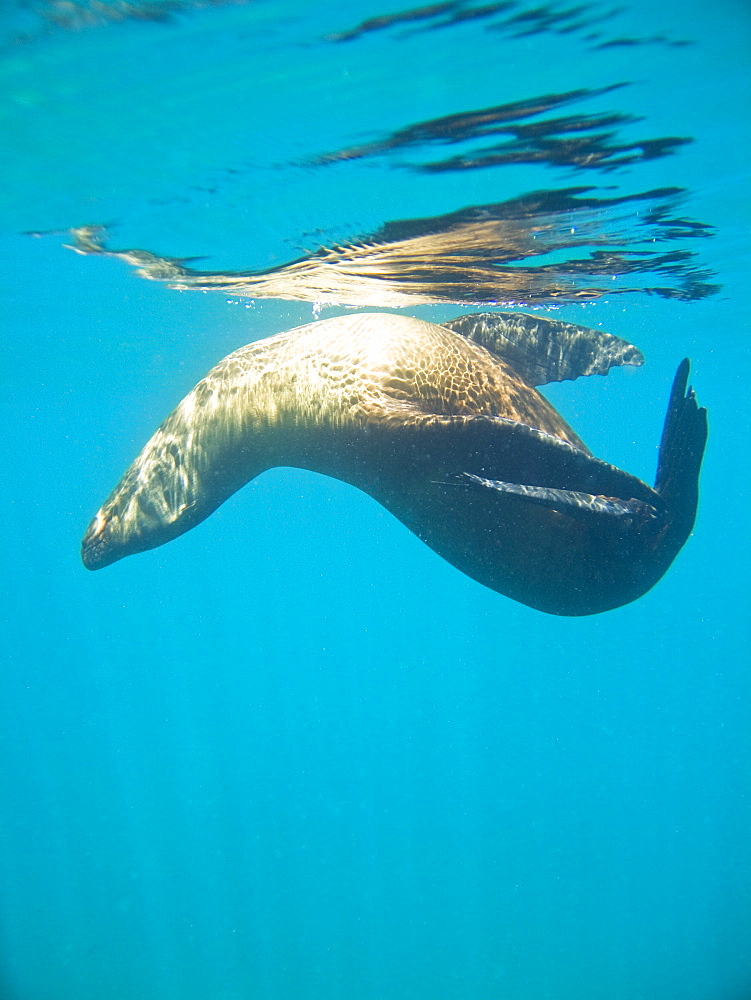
653;359;708;542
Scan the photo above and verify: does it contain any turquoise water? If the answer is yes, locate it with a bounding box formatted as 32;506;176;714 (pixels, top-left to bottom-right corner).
2;2;750;998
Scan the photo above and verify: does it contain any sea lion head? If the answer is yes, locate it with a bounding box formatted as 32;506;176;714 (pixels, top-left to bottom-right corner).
81;475;192;570
81;426;207;569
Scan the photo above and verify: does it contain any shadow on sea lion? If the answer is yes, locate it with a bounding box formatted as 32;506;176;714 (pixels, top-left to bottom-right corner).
81;311;707;615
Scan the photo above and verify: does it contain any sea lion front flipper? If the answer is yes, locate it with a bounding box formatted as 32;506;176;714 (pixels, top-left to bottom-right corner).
443;472;662;522
442;311;644;386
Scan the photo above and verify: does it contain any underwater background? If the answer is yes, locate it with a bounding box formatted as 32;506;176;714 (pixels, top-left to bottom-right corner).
1;1;750;998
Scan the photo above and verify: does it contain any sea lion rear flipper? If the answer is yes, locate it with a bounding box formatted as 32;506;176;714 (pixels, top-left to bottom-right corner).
442;311;644;386
446;473;661;522
653;359;708;535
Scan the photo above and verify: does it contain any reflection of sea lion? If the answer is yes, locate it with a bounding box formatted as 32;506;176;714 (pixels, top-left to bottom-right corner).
81;312;707;616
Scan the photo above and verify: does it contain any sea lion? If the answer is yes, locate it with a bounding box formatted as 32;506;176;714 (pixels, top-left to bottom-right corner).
81;311;707;615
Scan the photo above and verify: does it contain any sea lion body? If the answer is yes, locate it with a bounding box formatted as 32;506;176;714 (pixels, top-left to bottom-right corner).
82;312;706;615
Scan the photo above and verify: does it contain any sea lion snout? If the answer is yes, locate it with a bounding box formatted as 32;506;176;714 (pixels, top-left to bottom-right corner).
81;510;118;570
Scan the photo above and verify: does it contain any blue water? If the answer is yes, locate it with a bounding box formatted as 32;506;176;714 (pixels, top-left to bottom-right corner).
2;2;750;999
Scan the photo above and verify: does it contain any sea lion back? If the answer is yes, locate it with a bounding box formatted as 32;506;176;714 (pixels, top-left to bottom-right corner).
209;313;587;447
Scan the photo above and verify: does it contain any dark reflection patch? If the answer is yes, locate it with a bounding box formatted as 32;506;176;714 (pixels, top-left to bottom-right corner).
68;187;718;307
5;0;252;44
311;84;691;174
326;2;463;41
327;1;511;41
416;129;690;173
328;1;690;48
594;35;693;49
312;85;630;164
